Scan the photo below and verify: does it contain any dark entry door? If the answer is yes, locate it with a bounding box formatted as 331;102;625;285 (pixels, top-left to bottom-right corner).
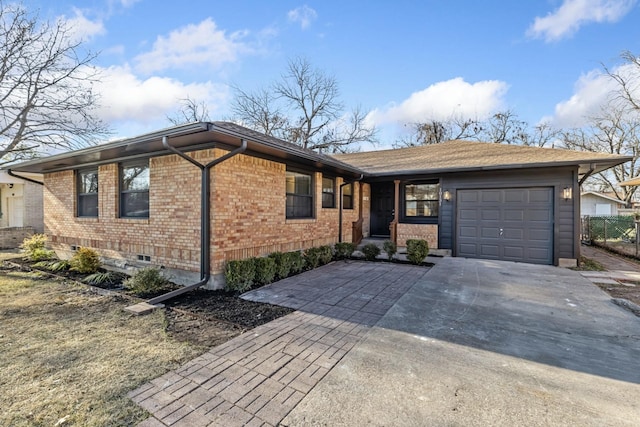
456;187;554;265
370;182;395;237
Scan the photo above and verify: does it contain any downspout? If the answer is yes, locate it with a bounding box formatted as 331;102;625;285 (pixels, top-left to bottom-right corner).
338;174;363;243
6;169;44;186
146;137;247;306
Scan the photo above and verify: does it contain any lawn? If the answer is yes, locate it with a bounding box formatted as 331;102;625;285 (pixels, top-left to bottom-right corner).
0;265;207;427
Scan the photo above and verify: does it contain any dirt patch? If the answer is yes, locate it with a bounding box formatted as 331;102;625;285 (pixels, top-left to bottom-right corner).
594;282;640;308
163;289;294;347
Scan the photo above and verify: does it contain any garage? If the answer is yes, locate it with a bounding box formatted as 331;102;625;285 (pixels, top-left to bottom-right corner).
456;187;554;265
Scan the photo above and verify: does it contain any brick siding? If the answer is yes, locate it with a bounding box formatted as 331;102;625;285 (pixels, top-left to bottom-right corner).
44;148;362;286
396;223;438;249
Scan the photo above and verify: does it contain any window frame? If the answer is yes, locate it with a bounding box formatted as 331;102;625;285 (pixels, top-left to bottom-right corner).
401;181;440;224
76;168;99;218
286;169;314;219
342;182;354;210
119;160;150;219
322;176;335;209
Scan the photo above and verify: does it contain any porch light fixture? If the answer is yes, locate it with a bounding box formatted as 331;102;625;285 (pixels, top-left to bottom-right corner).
443;190;452;202
562;186;572;201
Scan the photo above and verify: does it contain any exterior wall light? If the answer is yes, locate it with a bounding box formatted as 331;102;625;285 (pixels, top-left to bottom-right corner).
562;186;573;201
443;190;452;202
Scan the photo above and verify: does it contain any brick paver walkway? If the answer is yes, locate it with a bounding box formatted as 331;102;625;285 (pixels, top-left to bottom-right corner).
129;261;431;426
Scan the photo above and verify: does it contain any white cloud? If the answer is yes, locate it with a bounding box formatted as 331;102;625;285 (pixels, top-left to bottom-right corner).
93;65;229;123
61;8;106;42
549;62;640;127
367;78;509;126
527;0;636;42
133;18;251;74
287;5;318;29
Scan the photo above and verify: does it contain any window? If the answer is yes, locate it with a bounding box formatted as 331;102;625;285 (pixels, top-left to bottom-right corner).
322;176;335;208
120;161;149;218
286;170;313;218
404;183;439;219
77;169;98;217
342;183;354;209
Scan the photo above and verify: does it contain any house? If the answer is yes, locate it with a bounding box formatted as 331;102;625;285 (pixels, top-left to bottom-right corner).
7;122;629;287
580;191;626;216
0;170;44;249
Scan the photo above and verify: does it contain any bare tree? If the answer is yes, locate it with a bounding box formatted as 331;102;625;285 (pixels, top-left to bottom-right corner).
394;116;482;147
0;1;109;165
560;103;640;205
230;57;377;152
167;97;211;126
395;110;557;148
229;86;288;137
605;51;640;111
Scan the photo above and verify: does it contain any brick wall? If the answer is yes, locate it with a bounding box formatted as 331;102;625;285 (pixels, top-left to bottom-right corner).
0;226;34;249
211;148;360;274
24;182;44;233
396;223;438;249
44;148;362;287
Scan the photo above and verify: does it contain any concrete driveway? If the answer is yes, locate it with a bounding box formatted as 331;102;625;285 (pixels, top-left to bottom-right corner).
281;257;640;426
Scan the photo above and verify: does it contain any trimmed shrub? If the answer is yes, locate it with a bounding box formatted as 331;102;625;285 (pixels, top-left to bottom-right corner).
406;239;429;265
268;252;291;279
334;242;356;260
304;247;322;270
225;258;256;292
382;240;397;261
318;245;333;265
255;257;277;285
362;243;381;261
288;251;305;274
69;247;101;274
20;234;54;261
124;267;171;296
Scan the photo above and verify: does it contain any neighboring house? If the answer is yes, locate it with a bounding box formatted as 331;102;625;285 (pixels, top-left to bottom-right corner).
8;122;629;287
0;170;44;249
580;191;626;216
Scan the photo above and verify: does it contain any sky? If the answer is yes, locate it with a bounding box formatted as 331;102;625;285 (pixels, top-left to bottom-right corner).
22;0;640;149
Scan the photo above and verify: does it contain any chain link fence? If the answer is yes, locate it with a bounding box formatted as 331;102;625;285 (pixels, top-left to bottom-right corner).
581;215;640;257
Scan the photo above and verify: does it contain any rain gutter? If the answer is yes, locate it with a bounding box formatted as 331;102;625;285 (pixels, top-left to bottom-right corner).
6;169;44;185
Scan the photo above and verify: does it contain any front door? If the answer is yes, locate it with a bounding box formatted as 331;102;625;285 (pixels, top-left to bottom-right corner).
370;182;394;237
8;196;24;227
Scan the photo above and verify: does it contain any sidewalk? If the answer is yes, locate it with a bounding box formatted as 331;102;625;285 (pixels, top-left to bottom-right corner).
580;244;640;285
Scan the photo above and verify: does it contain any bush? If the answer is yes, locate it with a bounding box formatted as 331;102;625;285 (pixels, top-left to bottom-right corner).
83;271;126;286
334;242;356;260
362;243;381;261
225;258;256;292
124;267;171;296
288;251;305;274
69;247;101;274
255;257;277;285
304;247;322;270
268;252;291;279
382;240;397;261
33;259;71;272
318;245;333;265
406;239;429;265
20;234;54;261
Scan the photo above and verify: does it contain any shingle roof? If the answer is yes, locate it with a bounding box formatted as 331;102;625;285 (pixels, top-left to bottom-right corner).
332;140;630;177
